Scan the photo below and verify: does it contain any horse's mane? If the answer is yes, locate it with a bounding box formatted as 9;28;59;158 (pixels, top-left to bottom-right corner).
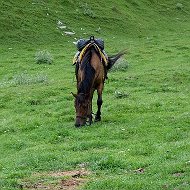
77;45;96;95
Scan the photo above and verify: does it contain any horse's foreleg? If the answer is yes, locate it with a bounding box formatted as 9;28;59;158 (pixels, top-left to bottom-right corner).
95;85;103;122
88;102;93;125
87;90;94;125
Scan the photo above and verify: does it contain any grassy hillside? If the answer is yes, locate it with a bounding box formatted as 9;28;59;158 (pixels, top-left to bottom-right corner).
1;0;190;45
0;0;190;190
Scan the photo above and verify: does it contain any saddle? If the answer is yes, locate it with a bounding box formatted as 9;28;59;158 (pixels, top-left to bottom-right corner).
77;36;104;51
73;36;108;66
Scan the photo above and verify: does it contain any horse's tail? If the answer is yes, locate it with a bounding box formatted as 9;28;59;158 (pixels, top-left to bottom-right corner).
107;49;127;70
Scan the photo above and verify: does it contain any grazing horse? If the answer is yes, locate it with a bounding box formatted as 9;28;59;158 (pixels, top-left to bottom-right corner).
72;39;126;127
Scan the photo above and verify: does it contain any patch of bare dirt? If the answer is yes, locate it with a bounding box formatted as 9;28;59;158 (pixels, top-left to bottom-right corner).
22;169;90;190
47;170;90;178
61;178;86;190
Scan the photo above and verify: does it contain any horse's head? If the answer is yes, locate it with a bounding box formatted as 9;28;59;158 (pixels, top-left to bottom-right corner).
72;92;90;127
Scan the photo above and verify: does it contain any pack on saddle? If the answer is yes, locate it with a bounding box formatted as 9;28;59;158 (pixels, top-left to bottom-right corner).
73;36;108;79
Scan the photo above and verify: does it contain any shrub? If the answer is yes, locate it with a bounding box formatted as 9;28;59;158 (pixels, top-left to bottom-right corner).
35;50;53;64
12;73;48;85
79;3;95;18
176;3;183;10
111;58;129;72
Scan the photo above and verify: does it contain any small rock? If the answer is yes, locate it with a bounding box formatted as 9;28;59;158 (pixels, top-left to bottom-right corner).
57;20;67;29
65;31;75;35
57;20;63;25
58;25;66;29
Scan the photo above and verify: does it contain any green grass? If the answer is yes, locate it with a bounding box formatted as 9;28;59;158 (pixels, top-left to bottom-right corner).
0;0;190;189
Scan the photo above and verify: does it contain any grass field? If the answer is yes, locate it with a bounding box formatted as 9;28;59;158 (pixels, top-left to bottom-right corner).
0;0;190;189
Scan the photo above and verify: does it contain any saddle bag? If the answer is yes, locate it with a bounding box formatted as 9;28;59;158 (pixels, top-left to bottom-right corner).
76;36;104;51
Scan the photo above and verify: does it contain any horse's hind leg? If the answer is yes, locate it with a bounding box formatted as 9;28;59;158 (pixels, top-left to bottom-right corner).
95;85;103;122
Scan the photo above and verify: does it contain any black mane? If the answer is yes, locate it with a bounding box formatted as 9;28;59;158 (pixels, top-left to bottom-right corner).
77;46;96;95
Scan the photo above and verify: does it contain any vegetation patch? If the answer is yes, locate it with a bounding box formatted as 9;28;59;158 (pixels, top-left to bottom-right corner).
0;73;49;87
176;3;183;10
111;58;129;72
35;50;53;65
79;2;95;18
12;73;49;85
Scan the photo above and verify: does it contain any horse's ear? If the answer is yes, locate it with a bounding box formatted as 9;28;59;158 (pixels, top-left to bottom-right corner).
71;92;77;98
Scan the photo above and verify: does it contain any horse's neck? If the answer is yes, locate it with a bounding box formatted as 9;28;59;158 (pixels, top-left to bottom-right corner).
77;55;95;95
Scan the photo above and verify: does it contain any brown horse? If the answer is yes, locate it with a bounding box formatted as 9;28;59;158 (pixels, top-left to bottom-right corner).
72;42;126;127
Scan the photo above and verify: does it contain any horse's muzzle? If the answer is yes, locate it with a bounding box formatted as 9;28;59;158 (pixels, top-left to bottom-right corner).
75;116;86;127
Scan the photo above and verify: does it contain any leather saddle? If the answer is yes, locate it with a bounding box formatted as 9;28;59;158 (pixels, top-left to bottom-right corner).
76;36;104;51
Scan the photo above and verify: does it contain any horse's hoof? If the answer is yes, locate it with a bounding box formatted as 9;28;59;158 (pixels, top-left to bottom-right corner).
95;116;101;122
